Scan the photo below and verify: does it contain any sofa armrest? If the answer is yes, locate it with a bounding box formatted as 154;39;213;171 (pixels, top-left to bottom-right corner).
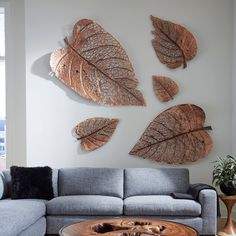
198;189;217;235
0;171;7;199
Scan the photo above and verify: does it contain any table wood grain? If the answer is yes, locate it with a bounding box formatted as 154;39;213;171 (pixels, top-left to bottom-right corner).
59;218;198;236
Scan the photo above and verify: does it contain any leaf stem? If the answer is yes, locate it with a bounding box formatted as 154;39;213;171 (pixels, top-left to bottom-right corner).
203;126;212;131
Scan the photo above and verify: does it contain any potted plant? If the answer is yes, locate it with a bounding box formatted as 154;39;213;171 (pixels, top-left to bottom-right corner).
212;155;236;195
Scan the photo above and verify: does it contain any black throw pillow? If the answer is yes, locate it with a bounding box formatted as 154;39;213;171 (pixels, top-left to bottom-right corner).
10;166;54;200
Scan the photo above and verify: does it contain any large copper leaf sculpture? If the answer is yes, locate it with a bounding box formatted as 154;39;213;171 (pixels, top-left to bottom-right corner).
50;19;146;106
152;76;179;102
151;16;197;69
129;104;212;164
75;117;119;151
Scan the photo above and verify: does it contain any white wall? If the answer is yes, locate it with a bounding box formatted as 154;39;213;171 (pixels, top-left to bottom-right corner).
232;0;236;156
231;0;236;219
23;0;233;184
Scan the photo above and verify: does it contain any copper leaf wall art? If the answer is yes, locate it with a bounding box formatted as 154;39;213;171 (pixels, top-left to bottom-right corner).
152;76;179;102
75;117;119;151
50;19;146;106
129;104;212;164
151;16;197;69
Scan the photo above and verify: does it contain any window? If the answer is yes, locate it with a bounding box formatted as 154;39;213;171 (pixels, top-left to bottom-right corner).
0;8;5;170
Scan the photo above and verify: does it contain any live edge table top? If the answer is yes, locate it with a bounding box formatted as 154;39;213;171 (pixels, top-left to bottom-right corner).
59;218;198;236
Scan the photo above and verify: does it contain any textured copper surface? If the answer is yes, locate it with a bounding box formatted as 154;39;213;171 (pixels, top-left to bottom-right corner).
129;104;212;164
50;19;146;106
152;76;179;102
75;117;119;151
151;15;197;69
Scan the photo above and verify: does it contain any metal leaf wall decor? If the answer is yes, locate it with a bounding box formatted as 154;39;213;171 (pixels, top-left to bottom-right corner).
152;76;179;102
151;15;197;69
50;19;146;106
75;117;119;151
129;104;213;164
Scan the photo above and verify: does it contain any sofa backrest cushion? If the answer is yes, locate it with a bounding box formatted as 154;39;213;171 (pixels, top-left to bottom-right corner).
58;168;124;198
124;168;189;198
1;169;58;198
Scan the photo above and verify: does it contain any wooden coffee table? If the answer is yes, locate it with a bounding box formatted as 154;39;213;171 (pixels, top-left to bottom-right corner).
59;218;198;236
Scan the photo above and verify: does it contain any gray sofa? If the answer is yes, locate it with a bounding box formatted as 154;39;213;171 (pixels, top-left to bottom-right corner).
0;168;217;236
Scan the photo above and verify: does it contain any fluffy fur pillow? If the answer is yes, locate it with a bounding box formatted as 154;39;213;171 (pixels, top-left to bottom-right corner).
10;166;54;200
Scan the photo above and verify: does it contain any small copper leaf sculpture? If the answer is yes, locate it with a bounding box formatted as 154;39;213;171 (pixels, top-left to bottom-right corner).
75;117;119;151
129;104;212;164
152;76;179;102
50;19;146;106
151;15;197;69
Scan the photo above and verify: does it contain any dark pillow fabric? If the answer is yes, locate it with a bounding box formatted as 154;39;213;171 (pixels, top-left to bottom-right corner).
10;166;54;200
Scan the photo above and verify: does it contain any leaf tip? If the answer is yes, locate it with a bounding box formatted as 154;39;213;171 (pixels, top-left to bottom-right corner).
129;150;135;155
112;118;119;126
141;100;147;106
150;15;157;25
133;96;146;106
64;37;70;46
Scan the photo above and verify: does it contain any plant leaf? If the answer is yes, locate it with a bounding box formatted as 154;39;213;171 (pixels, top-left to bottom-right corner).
212;155;236;186
151;15;197;69
152;75;179;102
50;19;146;106
75;117;119;151
129;104;213;164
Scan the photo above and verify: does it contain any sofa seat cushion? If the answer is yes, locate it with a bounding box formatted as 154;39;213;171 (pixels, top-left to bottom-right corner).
124;195;201;216
47;195;123;216
0;199;46;236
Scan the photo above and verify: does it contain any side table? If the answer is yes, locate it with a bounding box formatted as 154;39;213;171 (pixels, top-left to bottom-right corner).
218;194;236;236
